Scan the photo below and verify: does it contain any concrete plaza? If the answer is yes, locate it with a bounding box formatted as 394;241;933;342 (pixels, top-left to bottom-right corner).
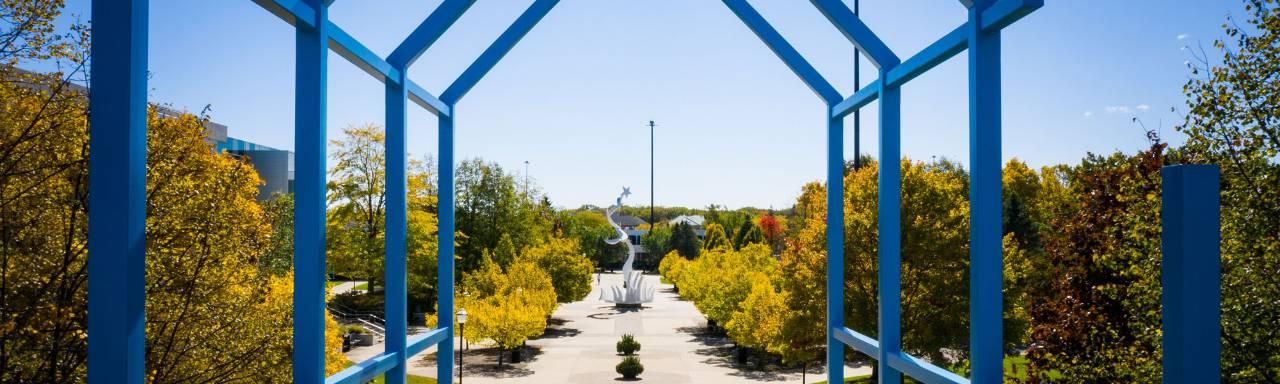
346;272;871;383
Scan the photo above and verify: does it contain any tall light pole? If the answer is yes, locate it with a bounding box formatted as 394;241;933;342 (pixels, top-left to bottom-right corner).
852;0;862;171
523;160;530;201
457;308;467;384
648;120;655;228
648;120;656;270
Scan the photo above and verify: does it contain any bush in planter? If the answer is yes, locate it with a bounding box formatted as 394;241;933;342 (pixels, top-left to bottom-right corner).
340;325;366;335
616;334;641;355
616;356;644;379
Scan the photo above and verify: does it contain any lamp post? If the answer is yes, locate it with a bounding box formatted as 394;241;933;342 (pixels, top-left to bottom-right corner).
457;308;467;384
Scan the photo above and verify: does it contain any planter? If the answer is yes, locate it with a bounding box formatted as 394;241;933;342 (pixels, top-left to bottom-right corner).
350;333;374;347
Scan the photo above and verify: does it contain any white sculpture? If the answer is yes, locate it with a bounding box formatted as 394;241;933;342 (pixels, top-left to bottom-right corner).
600;187;655;307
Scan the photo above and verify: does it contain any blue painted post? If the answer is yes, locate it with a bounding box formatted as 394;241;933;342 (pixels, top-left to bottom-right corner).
1161;165;1221;384
968;1;1004;382
825;115;844;384
437;112;457;384
294;1;328;382
87;1;147;383
385;71;410;384
876;75;903;384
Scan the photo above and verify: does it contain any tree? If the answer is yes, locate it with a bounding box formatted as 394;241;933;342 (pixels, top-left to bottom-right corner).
701;223;731;251
260;192;295;276
1026;146;1166;382
326;123;386;285
756;213;785;252
522;237;594;303
1178;1;1280;380
455;158;550;272
640;224;673;261
558;210;626;269
670;221;701;259
460;257;556;366
326;124;439;299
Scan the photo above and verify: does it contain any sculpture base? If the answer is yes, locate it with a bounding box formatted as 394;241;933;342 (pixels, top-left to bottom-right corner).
614;302;643;309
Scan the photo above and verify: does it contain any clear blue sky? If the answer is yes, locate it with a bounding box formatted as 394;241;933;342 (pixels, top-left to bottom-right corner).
53;1;1245;209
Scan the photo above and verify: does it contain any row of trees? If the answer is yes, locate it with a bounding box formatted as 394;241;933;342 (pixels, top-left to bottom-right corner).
657;2;1280;381
0;6;347;379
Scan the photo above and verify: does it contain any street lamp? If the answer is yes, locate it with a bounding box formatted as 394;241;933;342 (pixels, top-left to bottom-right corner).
457;308;467;384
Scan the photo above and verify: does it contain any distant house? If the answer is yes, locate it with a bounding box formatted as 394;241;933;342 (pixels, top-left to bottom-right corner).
609;213;649;248
668;215;707;239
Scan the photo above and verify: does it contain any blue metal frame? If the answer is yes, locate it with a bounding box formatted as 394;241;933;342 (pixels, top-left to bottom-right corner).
78;1;1205;384
1161;165;1221;384
87;1;148;383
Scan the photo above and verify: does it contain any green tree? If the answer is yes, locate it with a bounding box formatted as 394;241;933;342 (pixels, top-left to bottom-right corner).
1178;1;1280;380
455;159;550;272
259;192;295;276
640;224;673;261
522;237;594;303
558;210;626;269
670;221;702;259
701;223;731;251
326;123;387;285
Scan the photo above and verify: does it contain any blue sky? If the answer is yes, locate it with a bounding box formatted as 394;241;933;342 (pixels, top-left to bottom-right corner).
53;1;1245;209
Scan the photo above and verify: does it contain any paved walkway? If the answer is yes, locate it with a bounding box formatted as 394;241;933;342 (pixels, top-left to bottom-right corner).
330;280;364;296
345;272;871;383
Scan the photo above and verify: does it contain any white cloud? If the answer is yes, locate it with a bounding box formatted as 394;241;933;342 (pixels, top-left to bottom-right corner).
1105;105;1133;114
1136;104;1151;112
1177;33;1190;40
1083;110;1094;118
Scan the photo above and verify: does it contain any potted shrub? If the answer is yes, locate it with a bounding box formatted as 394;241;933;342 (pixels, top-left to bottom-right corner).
616;334;641;355
616;356;644;379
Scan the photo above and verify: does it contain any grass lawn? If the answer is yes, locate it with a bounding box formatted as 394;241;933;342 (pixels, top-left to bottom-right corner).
1005;355;1063;381
327;280;342;290
353;281;369;291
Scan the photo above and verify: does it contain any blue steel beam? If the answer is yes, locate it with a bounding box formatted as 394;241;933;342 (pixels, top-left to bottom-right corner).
294;1;329;382
886;25;968;88
251;0;317;29
831;0;1038;119
440;0;560;105
407;81;451;117
980;0;1043;32
876;75;904;384
384;56;411;384
967;1;1003;382
386;0;475;68
324;352;401;384
809;0;899;68
1161;165;1221;384
437;113;457;384
886;352;969;384
406;327;452;357
328;22;399;84
250;2;450;116
87;1;148;383
831;79;881;119
721;0;842;105
825;115;845;384
833;327;880;358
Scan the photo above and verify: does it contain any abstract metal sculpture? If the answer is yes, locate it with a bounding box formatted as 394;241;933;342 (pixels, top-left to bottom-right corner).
600;187;655;307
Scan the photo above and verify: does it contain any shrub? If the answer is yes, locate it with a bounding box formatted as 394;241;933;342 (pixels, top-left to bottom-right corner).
616;356;644;379
616;334;641;355
329;291;384;314
340;325;366;335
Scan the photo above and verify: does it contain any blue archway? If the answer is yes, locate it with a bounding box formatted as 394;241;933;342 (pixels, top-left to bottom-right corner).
84;1;1215;384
